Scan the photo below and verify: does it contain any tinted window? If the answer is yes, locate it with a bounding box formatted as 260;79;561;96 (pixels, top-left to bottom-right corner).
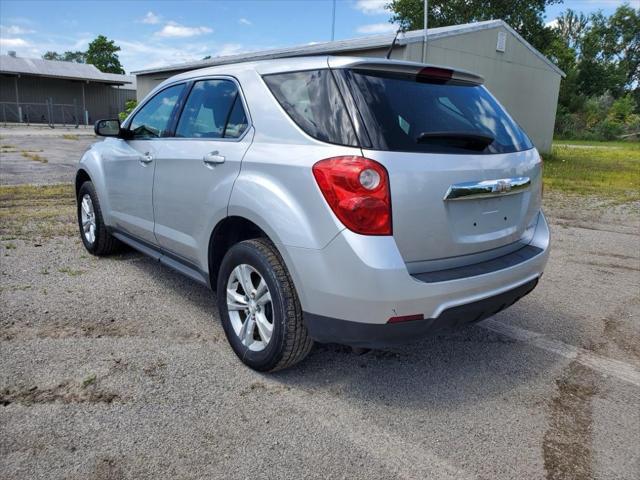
263;69;358;147
346;69;533;154
176;80;248;139
130;84;184;139
224;95;249;138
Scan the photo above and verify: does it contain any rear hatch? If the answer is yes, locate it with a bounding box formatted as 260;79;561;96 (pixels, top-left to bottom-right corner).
334;62;542;271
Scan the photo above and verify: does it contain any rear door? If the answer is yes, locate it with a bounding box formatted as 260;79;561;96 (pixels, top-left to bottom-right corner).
152;77;252;267
337;65;542;271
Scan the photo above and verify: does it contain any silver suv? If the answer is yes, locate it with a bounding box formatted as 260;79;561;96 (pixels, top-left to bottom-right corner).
77;56;549;371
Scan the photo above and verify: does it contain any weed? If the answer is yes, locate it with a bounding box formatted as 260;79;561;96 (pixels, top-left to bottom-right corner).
58;267;85;276
21;150;48;163
82;374;97;388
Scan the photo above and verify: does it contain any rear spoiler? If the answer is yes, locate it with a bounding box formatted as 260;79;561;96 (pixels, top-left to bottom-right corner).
341;61;484;86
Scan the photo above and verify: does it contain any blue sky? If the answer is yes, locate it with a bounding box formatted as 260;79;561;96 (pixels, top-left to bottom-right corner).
0;0;632;72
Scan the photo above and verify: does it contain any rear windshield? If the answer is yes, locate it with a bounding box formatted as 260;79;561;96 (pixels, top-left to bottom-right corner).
344;69;533;154
263;69;358;147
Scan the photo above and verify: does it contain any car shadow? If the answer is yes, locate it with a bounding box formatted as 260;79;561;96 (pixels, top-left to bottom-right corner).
122;251;568;408
273;301;572;409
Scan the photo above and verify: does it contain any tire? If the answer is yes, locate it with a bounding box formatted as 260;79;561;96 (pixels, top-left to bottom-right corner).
217;238;313;371
77;181;120;256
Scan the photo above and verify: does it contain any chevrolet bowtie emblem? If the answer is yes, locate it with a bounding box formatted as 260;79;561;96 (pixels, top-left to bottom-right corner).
493;180;512;193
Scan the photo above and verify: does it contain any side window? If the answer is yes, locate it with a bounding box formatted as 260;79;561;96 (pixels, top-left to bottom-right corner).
129;84;185;139
175;79;248;139
262;69;358;147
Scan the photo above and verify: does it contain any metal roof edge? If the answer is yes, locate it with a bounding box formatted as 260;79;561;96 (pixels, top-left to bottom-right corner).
131;19;564;78
131;20;506;75
0;55;136;84
497;21;566;77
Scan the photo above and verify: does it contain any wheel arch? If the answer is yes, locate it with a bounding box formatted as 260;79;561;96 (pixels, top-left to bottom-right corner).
208;216;268;288
206;214;305;303
75;168;92;196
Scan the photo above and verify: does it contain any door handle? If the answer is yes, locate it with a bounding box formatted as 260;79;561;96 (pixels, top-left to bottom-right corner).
140;152;153;164
203;151;225;166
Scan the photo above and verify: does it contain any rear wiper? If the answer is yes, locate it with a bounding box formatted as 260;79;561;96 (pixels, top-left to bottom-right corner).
415;131;495;151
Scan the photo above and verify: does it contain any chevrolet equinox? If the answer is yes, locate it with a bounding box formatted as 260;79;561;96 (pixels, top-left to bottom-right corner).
76;56;549;371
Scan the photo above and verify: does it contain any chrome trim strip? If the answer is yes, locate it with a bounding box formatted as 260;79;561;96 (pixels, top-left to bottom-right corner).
443;177;530;201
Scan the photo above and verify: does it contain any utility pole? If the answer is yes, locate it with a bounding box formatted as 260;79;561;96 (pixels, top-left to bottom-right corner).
331;0;336;41
423;0;429;63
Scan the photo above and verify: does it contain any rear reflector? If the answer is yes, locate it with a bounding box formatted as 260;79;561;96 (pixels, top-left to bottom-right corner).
387;314;424;324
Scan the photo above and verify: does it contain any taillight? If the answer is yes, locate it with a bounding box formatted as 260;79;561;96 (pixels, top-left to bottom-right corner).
312;156;392;235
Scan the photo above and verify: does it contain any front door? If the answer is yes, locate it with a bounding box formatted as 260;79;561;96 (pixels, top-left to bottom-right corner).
103;83;186;244
152;78;253;269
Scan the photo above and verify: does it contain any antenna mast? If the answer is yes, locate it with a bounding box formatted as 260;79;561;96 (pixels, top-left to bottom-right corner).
423;0;428;62
331;0;336;41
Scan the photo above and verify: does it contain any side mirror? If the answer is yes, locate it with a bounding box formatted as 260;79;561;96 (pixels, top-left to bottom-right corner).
94;119;121;137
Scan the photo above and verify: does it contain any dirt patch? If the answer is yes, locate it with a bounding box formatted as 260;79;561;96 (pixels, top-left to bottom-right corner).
542;362;599;480
1;380;120;406
602;301;640;360
239;381;291;396
92;456;126;480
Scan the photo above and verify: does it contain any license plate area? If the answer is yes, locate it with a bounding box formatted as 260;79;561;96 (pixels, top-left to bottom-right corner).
446;195;524;242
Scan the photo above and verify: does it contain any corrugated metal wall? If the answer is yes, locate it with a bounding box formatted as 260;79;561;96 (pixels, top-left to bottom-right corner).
0;75;136;125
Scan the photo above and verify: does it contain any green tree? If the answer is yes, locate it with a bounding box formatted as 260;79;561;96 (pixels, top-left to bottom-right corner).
554;9;588;50
42;50;86;63
387;0;562;51
85;35;125;74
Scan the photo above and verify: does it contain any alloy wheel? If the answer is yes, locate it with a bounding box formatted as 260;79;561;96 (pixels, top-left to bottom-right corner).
80;194;96;244
226;264;274;351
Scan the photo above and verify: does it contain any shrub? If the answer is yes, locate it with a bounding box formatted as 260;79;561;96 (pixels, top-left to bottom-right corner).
119;100;138;121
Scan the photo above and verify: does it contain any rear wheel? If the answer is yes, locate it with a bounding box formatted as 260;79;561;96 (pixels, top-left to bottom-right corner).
77;181;120;256
217;238;313;371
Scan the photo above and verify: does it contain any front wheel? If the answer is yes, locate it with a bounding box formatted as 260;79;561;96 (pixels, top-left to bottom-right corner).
217;238;313;371
77;181;120;256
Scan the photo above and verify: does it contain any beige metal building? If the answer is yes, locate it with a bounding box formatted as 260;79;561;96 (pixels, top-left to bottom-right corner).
133;20;564;152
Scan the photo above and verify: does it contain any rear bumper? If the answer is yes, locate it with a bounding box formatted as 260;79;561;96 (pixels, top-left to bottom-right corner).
281;211;549;346
304;278;538;348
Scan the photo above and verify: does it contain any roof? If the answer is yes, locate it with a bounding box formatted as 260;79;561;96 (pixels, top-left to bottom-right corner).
0;55;136;86
133;19;564;78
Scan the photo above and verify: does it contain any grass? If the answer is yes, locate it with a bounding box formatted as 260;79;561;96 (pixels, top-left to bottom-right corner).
62;134;79;141
544;140;640;202
0;183;76;241
21;150;48;163
58;266;85;276
82;374;97;388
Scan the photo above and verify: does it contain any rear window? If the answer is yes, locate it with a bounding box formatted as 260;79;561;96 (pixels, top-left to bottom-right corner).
345;69;533;154
263;69;358;147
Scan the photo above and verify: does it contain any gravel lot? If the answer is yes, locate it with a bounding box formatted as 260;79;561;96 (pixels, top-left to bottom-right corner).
1;129;639;479
0;126;96;185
